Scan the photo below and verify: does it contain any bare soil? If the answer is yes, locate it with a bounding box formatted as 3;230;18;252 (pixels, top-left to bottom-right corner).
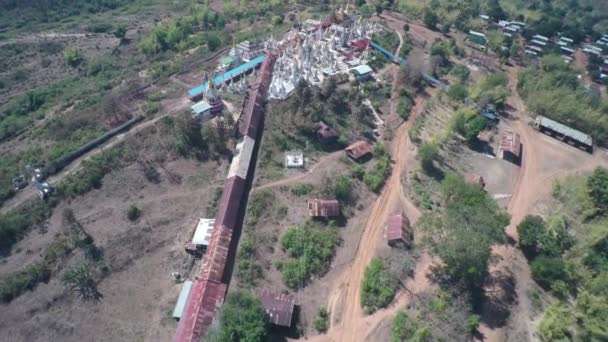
0;158;223;342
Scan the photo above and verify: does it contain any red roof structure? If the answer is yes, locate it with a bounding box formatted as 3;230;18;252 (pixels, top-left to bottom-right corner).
173;279;227;342
499;130;521;158
345;140;372;161
351;38;370;52
386;214;412;248
307;198;340;217
214;177;246;231
258;289;296;327
198;226;233;282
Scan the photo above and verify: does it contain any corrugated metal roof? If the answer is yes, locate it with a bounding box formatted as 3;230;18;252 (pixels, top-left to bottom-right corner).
192;219;215;246
500;130;521;157
533;34;549;41
535;116;593;146
173;281;193;319
345;140;372;160
214;177;246;231
258;289;295;327
191;101;212;115
227;136;255;179
307;198;340;217
173;280;227;342
386;214;411;242
199;225;233;282
352;64;373;75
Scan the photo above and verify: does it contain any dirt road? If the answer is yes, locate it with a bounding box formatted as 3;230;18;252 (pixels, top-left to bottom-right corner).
478;66;608;341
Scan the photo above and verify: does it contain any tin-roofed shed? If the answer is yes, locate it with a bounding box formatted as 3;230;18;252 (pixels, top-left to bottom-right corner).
499;130;522;164
533;116;593;152
173;280;193;320
386;214;412;248
258;289;296;328
307;198;340;218
345;140;372;162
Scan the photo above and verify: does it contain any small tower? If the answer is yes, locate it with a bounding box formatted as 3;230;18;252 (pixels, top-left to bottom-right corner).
204;74;224;115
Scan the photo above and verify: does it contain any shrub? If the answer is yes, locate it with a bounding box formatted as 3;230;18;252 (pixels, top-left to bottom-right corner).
113;24;127;39
206;291;269;341
361;258;397;313
391;312;432;342
364;155;391;192
465;314;481;334
291;183;314;197
447;83;468;102
61;263;101;301
588;167;608;214
334;175;352;201
314;307;330;333
63;47;84;67
517;215;546;257
127;205;141;221
0;262;50;302
279;223;339;288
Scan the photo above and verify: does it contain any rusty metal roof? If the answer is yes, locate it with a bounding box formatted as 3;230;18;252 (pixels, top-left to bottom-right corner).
345;140;372;160
386;214;411;242
173;280;227;342
307;198;340;217
214;177;246;231
500;130;521;157
199;225;233;283
258;289;295;327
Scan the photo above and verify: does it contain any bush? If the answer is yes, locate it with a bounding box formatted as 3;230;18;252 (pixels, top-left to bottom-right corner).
279;223;339;288
361;258;397;313
272;15;283;26
207;33;221;51
314;307;330;333
0;201;53;253
63;47;84;67
530;255;568;289
291;183;314;197
391;312;432;342
86;22;113;33
205;291;269;342
127;205;141;221
588;167;608;214
334;175;352;201
0;262;50;302
364;154;391;192
447;83;468;102
465;314;481;334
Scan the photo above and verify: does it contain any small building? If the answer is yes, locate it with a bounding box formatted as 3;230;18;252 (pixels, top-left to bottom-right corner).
352;64;373;81
464;174;486;190
307;198;340;218
316;121;338;143
527;45;543;55
345;140;372;162
480;108;499;123
191;100;213;120
190;218;215;251
258;289;295;328
386;214;412;248
237;40;263;61
559;37;574;45
499;130;522;164
532;34;549;42
533;115;593;153
172;280;193;320
560;46;575;56
479;14;490;21
530;39;547;48
469;30;487;46
285;150;304;168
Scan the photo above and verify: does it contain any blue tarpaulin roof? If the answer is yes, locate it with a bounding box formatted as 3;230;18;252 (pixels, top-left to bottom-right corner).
187;55;265;97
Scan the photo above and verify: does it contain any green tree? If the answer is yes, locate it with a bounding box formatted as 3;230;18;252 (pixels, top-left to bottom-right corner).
423;8;438;30
334;175;352;201
361;257;397;313
517;215;546;257
447;83;468;102
530;255;568;289
126;205;141;221
390;312;432;342
61;263;101;301
588;167;608;214
422;173;509;290
206;33;221;51
272;15;283;26
418;141;438;173
206;291;269;342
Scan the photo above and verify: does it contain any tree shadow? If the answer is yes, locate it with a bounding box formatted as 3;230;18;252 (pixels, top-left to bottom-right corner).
475;270;516;329
468;139;495;156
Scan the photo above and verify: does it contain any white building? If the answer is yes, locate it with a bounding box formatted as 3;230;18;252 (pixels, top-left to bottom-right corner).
192;218;216;248
285;151;304;168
